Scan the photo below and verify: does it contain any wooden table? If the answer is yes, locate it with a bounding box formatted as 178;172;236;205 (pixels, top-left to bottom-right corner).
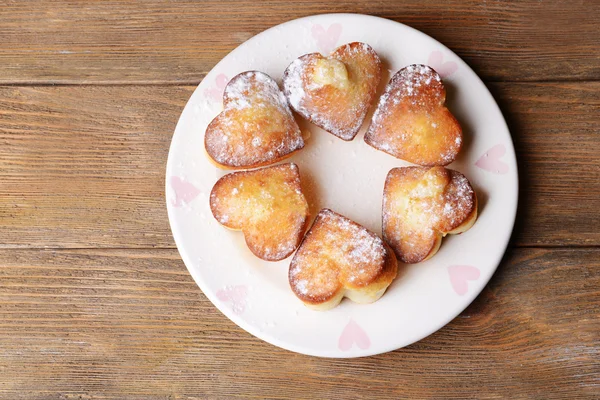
1;1;598;398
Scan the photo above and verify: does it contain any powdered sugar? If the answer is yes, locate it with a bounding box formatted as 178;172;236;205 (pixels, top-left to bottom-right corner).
319;209;385;267
282;42;381;141
393;64;443;105
224;71;290;112
205;71;304;168
443;202;453;216
442;171;475;228
295;279;309;295
283;57;308;111
383;167;476;263
371;64;443;123
289;209;389;301
209;163;309;261
365;64;462;166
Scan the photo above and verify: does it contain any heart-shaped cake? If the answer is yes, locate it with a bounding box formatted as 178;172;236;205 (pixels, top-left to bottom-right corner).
289;209;398;310
283;42;382;141
383;166;477;263
365;64;462;166
205;71;304;169
210;163;309;261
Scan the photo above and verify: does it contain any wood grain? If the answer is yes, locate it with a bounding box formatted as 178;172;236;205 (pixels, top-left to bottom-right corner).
0;0;598;85
493;82;600;246
0;83;598;248
1;2;597;398
0;247;597;399
0;86;188;248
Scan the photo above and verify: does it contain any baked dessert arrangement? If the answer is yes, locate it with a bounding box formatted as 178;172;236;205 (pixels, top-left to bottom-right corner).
205;71;304;169
365;64;462;166
204;43;479;310
289;209;398;311
283;42;382;141
209;163;310;261
382;166;477;264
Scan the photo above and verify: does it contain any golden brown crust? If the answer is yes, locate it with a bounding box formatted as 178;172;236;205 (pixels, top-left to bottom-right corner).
209;163;309;261
365;65;462;166
289;209;398;310
283;42;382;141
382;166;477;263
205;71;304;169
204;144;302;171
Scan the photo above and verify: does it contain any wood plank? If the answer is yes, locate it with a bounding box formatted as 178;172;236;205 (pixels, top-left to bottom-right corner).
1;83;598;248
0;85;188;248
0;248;597;399
493;82;600;246
0;1;598;84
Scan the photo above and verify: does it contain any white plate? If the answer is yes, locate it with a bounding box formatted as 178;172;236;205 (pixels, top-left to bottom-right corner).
166;13;518;358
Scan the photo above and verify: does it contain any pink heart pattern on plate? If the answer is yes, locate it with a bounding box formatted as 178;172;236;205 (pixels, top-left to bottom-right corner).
170;176;200;207
448;265;480;296
427;50;458;78
475;144;509;174
216;285;248;315
311;23;342;54
203;73;229;102
338;319;371;351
